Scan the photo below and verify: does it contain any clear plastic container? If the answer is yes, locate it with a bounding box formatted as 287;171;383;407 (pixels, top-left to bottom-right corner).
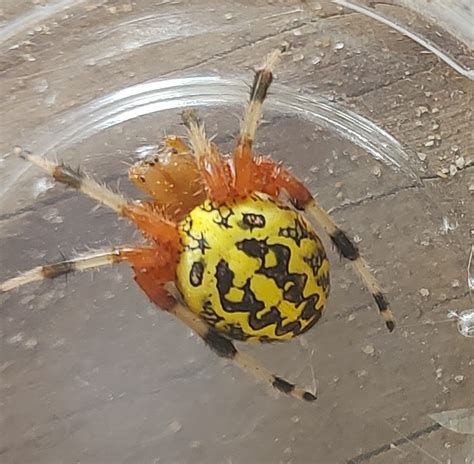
1;1;472;463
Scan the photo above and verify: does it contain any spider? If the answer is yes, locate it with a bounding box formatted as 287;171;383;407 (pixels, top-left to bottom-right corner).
1;47;394;402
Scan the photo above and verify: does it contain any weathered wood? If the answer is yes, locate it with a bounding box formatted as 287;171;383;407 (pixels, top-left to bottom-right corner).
0;2;472;463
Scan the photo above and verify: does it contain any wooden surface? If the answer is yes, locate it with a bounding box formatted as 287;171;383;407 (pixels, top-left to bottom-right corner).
0;1;473;463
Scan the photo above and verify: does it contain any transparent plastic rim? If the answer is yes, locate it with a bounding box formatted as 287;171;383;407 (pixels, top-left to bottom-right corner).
333;0;473;80
3;75;419;199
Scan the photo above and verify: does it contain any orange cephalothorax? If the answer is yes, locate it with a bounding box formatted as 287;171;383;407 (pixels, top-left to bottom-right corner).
129;137;206;221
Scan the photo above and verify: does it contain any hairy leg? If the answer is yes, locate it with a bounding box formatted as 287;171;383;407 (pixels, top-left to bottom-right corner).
172;303;318;402
135;274;317;402
253;159;395;332
233;47;286;196
181;109;232;203
1;247;167;293
16;149;180;247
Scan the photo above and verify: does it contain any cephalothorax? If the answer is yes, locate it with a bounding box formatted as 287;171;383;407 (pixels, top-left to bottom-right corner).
1;47;394;402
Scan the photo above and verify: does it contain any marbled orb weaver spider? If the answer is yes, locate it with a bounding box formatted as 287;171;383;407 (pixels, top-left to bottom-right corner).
1;47;394;402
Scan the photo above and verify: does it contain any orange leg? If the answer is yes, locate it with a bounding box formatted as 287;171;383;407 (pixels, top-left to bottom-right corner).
233;47;285;197
1;246;175;300
132;264;177;309
17;150;182;257
160;48;287;205
233;141;254;198
120;248;178;310
253;158;395;332
181;109;232;203
121;201;181;267
253;156;313;208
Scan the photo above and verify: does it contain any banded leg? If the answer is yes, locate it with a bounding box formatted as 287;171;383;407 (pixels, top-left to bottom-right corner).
169;304;317;401
181;110;232;203
134;273;317;402
233;46;286;196
16;149;180;245
172;304;317;402
17;149;129;215
305;199;395;331
254;160;395;332
0;247;165;293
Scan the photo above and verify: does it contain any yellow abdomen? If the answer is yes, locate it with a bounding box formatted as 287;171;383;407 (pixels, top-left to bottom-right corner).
176;194;330;341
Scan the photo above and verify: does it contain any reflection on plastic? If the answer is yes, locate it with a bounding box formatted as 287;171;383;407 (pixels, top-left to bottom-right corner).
448;310;474;338
429;408;474;435
25;77;419;176
333;0;474;79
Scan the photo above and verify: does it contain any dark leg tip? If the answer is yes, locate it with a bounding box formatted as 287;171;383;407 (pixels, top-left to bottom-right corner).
272;376;295;394
181;108;201;129
330;229;360;260
302;391;318;402
203;329;237;359
386;320;395;332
